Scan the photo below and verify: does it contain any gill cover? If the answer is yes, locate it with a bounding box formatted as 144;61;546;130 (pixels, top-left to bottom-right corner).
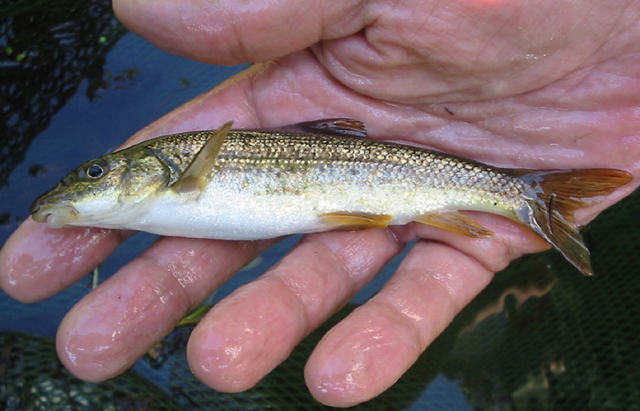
30;143;173;228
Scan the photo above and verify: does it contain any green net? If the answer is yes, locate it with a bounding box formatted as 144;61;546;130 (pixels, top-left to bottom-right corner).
4;182;638;410
1;0;640;408
0;331;182;411
0;0;125;189
441;186;640;411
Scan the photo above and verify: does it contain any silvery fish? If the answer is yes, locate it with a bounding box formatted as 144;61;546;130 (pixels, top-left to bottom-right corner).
30;118;632;276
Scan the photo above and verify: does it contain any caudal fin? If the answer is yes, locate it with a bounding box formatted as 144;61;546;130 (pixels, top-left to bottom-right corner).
519;169;632;276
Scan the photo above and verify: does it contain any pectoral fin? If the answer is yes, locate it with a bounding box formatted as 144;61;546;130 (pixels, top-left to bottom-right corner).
414;211;493;238
173;121;233;194
281;118;367;138
320;211;392;230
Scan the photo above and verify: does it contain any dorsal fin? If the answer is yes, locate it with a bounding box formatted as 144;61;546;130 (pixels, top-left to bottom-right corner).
279;118;367;138
173;121;233;194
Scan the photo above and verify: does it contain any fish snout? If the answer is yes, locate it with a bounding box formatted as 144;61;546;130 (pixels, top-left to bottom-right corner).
30;197;78;228
30;197;48;222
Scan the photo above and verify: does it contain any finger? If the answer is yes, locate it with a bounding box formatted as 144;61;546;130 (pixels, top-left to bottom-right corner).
186;229;404;392
395;212;552;272
113;0;365;64
0;62;282;303
305;240;494;407
303;213;554;407
56;236;273;382
0;219;130;303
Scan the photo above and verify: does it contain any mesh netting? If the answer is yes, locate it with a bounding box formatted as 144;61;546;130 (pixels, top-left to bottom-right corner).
441;186;640;410
0;0;125;188
148;305;462;411
1;0;640;409
5;184;634;411
132;184;640;410
0;331;182;411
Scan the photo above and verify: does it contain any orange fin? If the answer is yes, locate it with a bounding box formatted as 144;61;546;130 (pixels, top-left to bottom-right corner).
414;211;493;238
320;212;392;230
519;168;632;276
173;121;233;194
280;118;367;138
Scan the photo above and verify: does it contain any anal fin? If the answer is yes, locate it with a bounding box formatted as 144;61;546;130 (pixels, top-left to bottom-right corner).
320;212;392;230
414;211;493;238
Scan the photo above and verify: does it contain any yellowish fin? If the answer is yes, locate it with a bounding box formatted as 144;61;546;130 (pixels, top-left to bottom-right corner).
520;169;633;276
414;210;493;238
320;211;393;230
173;121;233;194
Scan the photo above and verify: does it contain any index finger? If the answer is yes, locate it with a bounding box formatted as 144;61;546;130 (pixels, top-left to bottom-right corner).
0;51;389;304
0;64;267;303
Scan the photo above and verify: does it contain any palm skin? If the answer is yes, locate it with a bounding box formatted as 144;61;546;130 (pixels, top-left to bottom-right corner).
1;0;639;407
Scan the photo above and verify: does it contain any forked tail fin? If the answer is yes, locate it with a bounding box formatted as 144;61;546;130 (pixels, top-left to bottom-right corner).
518;169;632;276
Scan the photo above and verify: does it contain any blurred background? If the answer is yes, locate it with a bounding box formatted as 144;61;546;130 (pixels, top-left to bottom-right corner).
1;1;639;410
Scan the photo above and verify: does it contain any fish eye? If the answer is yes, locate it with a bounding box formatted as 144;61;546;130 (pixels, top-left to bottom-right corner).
85;162;109;179
87;165;103;178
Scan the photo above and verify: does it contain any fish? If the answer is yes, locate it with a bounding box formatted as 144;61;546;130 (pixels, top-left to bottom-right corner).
30;118;632;276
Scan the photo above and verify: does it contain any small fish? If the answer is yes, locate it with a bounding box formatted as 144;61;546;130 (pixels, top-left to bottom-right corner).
30;118;632;276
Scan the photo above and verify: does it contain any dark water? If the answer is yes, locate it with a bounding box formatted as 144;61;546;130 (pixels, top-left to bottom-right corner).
1;3;639;411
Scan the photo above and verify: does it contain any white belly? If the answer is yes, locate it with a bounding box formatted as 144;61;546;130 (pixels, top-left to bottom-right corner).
98;166;518;240
124;183;426;240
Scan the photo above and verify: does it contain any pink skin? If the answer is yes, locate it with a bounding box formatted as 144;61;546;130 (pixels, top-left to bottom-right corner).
2;0;640;407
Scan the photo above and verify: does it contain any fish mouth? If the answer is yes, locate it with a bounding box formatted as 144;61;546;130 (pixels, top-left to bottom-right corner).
30;201;78;228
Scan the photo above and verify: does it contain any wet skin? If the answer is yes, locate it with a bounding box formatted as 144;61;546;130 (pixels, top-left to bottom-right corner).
2;0;640;407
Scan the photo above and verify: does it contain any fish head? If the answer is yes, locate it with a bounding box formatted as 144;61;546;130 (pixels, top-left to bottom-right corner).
30;147;171;229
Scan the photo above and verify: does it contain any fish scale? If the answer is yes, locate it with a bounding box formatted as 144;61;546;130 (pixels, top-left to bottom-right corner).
151;130;525;205
30;118;632;276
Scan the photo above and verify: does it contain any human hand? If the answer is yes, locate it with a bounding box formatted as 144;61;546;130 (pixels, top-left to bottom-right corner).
2;0;640;406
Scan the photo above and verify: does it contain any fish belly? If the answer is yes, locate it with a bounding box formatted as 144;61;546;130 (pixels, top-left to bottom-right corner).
128;195;318;240
127;177;512;240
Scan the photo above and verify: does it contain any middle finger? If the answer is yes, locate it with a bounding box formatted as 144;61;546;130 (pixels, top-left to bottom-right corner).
186;228;404;392
56;236;273;382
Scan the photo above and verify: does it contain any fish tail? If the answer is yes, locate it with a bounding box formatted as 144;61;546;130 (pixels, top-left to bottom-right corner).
518;168;632;276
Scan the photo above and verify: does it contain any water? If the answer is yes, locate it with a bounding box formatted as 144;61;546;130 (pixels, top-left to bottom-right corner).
0;7;469;411
2;4;639;411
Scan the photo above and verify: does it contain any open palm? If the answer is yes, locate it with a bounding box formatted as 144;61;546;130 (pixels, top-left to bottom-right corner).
2;0;639;407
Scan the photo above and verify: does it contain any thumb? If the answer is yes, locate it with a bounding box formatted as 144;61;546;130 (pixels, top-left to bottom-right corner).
113;0;365;65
